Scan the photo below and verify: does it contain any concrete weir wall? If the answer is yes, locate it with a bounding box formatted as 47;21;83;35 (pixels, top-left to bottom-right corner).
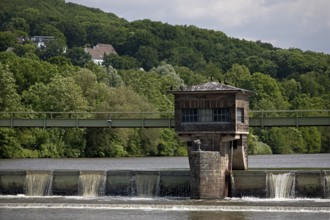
0;170;191;197
0;169;329;198
232;170;330;198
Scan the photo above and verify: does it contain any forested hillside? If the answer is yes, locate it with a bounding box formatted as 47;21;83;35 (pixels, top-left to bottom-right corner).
0;0;329;158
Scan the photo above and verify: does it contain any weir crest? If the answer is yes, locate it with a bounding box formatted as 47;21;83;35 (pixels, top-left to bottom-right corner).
1;170;328;199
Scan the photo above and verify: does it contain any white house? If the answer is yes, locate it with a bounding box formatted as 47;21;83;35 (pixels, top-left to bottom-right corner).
30;36;55;48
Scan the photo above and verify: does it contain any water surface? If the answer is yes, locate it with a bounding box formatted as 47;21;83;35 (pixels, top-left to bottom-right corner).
0;154;329;170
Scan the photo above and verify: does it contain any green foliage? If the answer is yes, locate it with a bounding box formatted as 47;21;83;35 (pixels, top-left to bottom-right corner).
0;0;329;158
157;129;187;156
242;72;289;110
22;75;89;112
0;63;21;111
66;47;92;67
103;54;139;70
248;133;272;155
259;128;307;154
0;32;17;51
224;64;251;87
0;128;22;158
320;127;330;153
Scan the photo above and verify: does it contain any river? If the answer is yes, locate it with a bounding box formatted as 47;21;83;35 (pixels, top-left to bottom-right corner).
0;153;329;170
0;154;330;220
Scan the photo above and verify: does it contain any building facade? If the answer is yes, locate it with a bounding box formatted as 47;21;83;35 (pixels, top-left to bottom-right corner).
170;82;251;198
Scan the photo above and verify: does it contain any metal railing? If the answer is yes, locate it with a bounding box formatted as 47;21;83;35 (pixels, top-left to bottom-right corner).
0;111;174;119
249;109;330;118
0;110;329;128
1;109;328;119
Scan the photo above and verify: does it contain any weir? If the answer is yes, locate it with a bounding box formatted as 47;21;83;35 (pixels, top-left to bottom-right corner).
1;170;329;199
134;172;160;197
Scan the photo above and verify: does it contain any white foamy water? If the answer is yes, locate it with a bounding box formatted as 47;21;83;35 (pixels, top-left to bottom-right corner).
25;171;53;196
78;171;106;197
267;173;295;198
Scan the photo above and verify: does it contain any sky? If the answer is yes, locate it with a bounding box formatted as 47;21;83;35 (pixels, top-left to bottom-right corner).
68;0;330;54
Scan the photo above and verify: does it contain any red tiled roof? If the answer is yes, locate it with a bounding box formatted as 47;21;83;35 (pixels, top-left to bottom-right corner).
85;44;117;59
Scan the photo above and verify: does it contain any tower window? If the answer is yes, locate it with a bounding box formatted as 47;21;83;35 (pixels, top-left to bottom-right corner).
237;108;244;123
213;108;230;122
182;108;230;123
182;109;198;122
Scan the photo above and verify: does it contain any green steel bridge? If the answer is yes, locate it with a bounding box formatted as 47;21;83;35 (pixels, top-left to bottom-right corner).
0;110;329;128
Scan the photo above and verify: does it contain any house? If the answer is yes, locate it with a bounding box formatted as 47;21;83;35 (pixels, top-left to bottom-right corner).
30;36;54;48
85;43;117;65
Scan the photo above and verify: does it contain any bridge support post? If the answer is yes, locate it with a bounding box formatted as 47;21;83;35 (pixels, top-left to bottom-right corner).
186;137;231;199
189;150;228;199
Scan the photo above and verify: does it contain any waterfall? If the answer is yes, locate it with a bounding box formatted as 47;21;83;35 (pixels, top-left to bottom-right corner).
229;172;236;197
78;171;106;197
25;171;53;196
134;174;160;197
267;173;295;199
323;172;330;199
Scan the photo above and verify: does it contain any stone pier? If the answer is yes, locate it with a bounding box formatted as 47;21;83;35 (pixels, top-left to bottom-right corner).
189;151;227;199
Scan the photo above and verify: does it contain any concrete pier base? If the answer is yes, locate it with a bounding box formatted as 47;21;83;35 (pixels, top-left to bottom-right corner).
189;151;227;199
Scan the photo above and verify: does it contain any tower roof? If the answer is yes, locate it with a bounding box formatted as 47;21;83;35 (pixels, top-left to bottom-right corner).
170;82;252;94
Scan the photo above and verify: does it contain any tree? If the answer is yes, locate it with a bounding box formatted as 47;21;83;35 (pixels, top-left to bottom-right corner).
171;47;206;71
37;38;67;61
13;43;37;58
106;66;124;88
224;63;251;87
260;127;306;154
0;63;21;111
0;128;22;158
174;66;206;85
247;132;272;155
0;31;17;51
300;127;321;153
280;79;302;102
103;54;139;69
22;75;89;112
135;46;159;71
61;20;86;48
66;47;91;67
2;17;30;33
84;87;160;157
4;56;61;93
242;72;289;110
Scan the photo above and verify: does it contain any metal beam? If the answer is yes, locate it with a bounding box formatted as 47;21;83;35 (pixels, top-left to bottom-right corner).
0;117;329;128
0;119;175;128
249;117;330;127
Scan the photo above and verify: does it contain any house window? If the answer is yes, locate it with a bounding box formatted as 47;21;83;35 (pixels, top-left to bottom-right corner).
182;108;230;123
237;108;244;123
